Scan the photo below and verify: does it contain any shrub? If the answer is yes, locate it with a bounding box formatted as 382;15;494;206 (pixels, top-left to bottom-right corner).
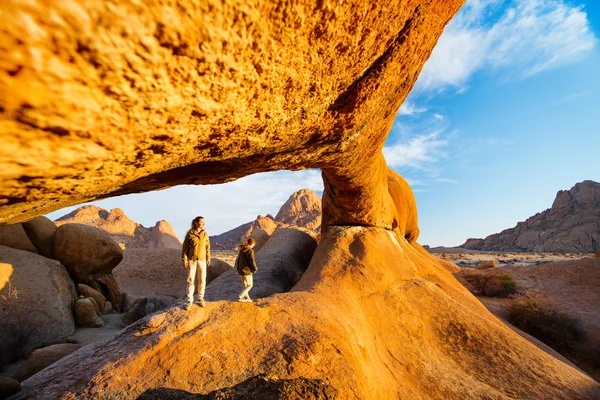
463;271;517;297
496;273;517;297
463;272;494;295
474;260;497;270
507;294;585;354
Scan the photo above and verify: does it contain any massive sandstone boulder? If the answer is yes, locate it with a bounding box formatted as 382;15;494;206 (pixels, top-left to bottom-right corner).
461;180;600;253
0;246;77;367
206;228;318;301
2;0;599;398
56;206;181;249
53;224;123;280
0;224;38;254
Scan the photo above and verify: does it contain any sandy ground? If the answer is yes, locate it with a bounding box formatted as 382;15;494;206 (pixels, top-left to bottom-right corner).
0;314;125;381
435;251;585;268
67;314;125;347
213;251;237;266
452;255;600;382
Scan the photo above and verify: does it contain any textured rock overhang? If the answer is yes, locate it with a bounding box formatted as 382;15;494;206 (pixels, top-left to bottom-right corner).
0;0;464;226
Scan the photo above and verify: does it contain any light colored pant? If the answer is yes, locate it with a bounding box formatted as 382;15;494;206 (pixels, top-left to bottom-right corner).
239;274;253;299
186;259;207;304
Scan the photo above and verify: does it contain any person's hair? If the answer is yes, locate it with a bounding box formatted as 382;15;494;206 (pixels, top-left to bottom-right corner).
190;216;204;229
240;237;256;250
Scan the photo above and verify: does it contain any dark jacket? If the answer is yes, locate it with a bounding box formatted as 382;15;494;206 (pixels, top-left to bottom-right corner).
182;229;211;262
235;247;258;276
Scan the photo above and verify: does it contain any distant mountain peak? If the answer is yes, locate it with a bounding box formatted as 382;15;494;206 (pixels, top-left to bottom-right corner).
274;189;321;231
55;206;181;249
211;189;322;250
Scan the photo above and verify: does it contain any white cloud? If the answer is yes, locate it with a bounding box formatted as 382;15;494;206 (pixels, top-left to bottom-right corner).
398;101;428;116
553;90;593;105
383;132;448;170
417;0;596;91
436;177;459;184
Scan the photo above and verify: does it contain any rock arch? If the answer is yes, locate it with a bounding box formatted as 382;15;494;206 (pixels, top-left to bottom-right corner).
1;0;599;398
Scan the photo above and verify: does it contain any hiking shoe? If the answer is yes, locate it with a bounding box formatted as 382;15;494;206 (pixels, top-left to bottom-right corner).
184;303;192;311
199;300;206;308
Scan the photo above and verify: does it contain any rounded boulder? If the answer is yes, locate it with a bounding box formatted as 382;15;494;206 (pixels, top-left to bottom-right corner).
0;377;21;398
0;246;76;367
15;343;82;382
74;298;104;328
21;216;57;259
77;284;107;312
53;224;123;281
0;224;38;254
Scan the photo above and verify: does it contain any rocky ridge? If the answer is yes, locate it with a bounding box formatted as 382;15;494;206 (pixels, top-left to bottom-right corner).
56;206;181;250
461;180;600;253
211;189;321;250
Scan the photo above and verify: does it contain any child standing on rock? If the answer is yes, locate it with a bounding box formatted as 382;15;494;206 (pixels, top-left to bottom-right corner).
235;238;258;302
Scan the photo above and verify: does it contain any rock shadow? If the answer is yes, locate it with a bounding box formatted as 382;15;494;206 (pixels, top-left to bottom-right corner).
136;374;337;400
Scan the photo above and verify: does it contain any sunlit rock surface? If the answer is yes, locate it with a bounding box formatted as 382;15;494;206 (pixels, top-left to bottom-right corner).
1;0;461;230
2;0;599;398
15;228;600;399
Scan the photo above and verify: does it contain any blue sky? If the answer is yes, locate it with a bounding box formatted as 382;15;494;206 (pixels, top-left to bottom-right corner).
48;0;600;247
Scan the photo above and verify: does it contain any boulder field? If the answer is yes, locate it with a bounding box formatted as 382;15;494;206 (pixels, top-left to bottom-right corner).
1;0;599;398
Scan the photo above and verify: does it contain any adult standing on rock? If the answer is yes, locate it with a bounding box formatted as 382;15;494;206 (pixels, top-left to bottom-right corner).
182;216;211;310
235;238;258;302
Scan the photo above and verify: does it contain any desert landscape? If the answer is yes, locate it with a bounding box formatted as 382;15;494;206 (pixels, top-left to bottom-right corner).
1;0;599;399
1;184;598;399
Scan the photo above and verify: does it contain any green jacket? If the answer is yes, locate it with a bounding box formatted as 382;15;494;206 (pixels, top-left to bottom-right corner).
182;229;211;262
235;247;258;276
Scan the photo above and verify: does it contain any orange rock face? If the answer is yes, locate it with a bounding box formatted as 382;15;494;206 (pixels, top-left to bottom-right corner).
0;0;461;230
15;228;600;399
3;0;599;398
